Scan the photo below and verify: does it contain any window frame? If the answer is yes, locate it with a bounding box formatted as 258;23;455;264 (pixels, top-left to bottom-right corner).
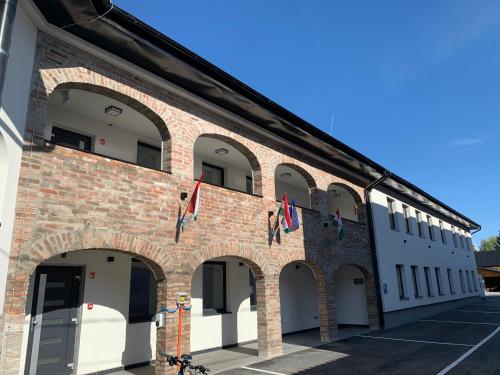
416;210;424;238
202;161;225;188
411;265;421;298
439;220;447;244
136;141;162;170
471;270;478;291
424;267;433;297
403;205;412;234
435;267;444;296
51;125;93;152
249;268;257;311
202;261;228;315
447;268;455;295
128;258;157;324
387;198;397;230
427;215;435;241
459;269;466;293
396;264;407;300
465;270;472;292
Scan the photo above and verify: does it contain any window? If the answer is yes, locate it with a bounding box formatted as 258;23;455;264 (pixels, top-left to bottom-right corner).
202;162;224;187
51;126;92;151
387;198;397;230
447;269;455;295
452;226;458;248
203;261;227;314
459;232;465;249
246;175;253;195
427;215;435;241
396;265;407;299
137;141;161;170
439;221;447;244
424;267;433;297
465;270;472;292
403;205;412;234
435;267;444;296
416;211;424;238
411;266;421;298
249;269;257;310
466;237;472;251
471;271;478;292
129;259;157;323
459;270;465;293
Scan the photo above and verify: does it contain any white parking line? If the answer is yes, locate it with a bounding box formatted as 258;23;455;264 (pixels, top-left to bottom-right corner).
420;319;499;326
240;366;287;375
436;326;500;374
356;335;473;347
454;310;500;314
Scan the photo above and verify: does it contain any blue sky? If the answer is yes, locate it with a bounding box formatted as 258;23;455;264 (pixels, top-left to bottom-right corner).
114;0;499;246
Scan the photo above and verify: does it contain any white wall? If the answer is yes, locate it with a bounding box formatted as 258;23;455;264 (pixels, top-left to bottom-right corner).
190;257;257;352
44;107;161;165
275;182;310;209
370;189;481;313
279;263;319;334
335;265;368;325
20;251;156;375
0;5;37;313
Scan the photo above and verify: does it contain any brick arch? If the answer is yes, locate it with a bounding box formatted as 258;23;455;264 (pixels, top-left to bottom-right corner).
333;254;373;276
327;182;366;224
51;82;172;173
194;133;263;196
275;163;319;210
184;241;266;278
20;230;167;281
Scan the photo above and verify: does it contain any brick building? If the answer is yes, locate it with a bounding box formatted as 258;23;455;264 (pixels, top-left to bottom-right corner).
0;1;480;374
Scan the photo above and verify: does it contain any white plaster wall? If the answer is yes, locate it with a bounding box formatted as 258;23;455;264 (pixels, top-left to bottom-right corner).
275;182;310;208
279;263;319;334
0;5;37;313
20;251;156;375
370;189;481;313
335;265;369;325
44;107;161;165
190;257;257;352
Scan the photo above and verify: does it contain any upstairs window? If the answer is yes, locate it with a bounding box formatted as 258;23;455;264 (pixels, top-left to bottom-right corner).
427;215;435;241
439;221;447;244
387;198;397;230
416;211;424;238
202;162;224;187
51;126;92;151
137;141;161;170
459;233;465;249
246;175;253;195
403;205;412;234
452;226;458;248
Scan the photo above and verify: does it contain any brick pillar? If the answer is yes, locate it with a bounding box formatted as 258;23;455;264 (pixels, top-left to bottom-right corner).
155;272;192;375
315;268;333;342
323;274;339;342
256;273;283;358
364;273;381;330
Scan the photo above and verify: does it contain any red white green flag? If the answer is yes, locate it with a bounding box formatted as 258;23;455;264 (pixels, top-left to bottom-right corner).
280;193;292;233
335;208;345;240
187;174;203;221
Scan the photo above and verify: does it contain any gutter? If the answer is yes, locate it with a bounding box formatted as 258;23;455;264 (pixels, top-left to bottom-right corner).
364;170;391;329
0;0;17;105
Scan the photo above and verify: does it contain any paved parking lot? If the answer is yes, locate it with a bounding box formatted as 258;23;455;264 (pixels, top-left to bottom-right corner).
218;296;500;375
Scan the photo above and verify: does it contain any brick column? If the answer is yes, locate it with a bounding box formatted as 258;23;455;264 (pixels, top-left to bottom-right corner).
155;272;192;375
364;273;381;330
323;274;339;342
315;268;333;342
256;273;283;358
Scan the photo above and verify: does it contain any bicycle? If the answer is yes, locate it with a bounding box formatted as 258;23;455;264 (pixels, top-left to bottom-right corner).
159;351;209;374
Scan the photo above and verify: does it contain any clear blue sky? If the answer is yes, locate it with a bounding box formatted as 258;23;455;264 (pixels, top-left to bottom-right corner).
115;0;499;246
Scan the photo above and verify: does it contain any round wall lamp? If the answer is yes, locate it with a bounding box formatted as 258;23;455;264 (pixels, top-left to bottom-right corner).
280;172;291;179
215;148;228;155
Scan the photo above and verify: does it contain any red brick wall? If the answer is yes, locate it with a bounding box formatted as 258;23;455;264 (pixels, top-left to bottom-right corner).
0;32;379;375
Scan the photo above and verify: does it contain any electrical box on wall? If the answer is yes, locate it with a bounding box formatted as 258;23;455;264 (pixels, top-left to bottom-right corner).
156;313;165;328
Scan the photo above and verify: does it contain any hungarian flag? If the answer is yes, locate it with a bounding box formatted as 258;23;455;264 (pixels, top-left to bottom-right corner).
335;208;345;240
280;193;292;233
187;174;203;221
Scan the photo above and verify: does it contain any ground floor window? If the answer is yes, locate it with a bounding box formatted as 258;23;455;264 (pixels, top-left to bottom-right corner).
129;258;157;323
424;267;434;297
203;261;227;315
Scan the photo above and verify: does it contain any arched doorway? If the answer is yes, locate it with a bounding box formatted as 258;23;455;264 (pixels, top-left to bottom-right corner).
334;265;369;334
190;257;259;356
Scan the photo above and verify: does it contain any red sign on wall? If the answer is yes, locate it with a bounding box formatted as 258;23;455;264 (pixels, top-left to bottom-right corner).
99;138;106;145
89;272;96;279
87;303;93;310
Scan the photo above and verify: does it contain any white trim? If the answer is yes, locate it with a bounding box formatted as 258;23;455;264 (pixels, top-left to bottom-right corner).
436;326;500;374
453;310;500;314
240;366;287;375
420;319;499;326
356;335;473;347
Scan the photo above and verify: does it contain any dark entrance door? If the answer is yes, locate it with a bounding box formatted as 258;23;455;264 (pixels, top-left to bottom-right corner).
25;266;82;375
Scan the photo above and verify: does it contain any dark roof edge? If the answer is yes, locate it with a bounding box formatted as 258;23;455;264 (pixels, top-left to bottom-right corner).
36;0;480;230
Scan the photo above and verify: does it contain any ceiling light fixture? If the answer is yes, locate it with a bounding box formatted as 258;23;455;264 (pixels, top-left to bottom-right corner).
215;148;229;155
105;105;122;117
280;172;291;179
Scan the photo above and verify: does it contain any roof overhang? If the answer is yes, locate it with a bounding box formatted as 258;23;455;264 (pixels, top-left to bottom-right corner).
30;0;480;230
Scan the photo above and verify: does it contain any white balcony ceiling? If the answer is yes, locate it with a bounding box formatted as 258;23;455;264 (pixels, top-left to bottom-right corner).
194;136;252;171
275;165;309;189
49;89;161;143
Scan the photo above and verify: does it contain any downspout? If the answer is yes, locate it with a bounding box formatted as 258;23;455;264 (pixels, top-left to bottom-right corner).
364;170;391;329
0;0;17;106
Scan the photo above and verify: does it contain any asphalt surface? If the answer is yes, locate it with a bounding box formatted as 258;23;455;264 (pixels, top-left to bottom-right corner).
218;296;500;375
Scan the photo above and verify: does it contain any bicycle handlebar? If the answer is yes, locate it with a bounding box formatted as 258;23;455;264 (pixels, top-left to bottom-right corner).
159;352;209;374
